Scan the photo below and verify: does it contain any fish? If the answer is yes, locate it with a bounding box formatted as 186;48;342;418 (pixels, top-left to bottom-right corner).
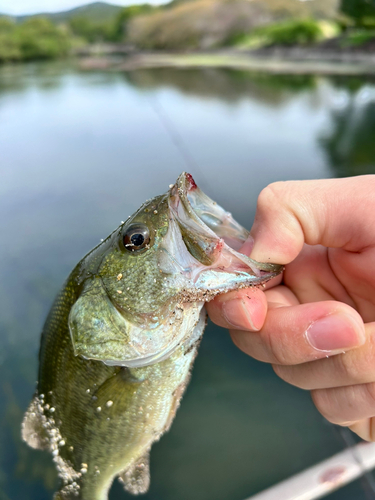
21;172;282;500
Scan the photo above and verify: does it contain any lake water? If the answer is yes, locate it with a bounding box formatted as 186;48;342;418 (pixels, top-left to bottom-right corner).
1;61;375;500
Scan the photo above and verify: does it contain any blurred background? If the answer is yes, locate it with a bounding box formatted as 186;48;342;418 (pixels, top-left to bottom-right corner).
1;0;375;499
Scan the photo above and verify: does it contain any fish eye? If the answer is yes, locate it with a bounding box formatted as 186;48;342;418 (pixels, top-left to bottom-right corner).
122;224;150;252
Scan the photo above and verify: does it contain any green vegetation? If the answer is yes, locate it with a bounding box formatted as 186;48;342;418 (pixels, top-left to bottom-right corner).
67;4;155;42
231;18;342;50
0;17;71;62
231;19;326;49
341;29;375;47
0;4;156;62
1;0;375;62
111;4;156;41
337;0;375;49
340;0;375;26
68;16;115;43
0;18;20;61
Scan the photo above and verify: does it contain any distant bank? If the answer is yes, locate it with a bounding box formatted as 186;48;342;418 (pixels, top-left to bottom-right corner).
75;42;375;76
1;0;375;69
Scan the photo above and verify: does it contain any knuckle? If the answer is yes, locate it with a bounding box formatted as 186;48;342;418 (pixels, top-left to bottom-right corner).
229;331;263;361
272;364;285;379
230;331;268;363
311;389;337;423
364;382;375;407
331;335;375;386
264;329;290;365
335;352;364;385
257;183;285;212
229;331;244;352
272;364;309;389
273;363;284;375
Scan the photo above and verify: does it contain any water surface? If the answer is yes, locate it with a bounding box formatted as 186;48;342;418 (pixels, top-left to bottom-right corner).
1;61;375;500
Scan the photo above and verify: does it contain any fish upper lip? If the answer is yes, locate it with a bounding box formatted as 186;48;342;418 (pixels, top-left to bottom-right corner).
168;172;283;278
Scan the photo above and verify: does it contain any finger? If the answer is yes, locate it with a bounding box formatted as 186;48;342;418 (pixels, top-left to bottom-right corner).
230;300;365;365
274;322;375;390
206;280;290;332
264;285;300;308
237;238;284;292
206;272;282;332
249;176;375;264
283;244;356;308
312;382;375;425
206;288;268;331
349;419;375;442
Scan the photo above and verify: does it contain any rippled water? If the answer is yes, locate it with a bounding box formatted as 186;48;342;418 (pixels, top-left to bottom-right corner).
1;61;375;500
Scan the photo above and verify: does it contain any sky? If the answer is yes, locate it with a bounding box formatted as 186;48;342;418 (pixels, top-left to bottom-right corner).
0;0;165;16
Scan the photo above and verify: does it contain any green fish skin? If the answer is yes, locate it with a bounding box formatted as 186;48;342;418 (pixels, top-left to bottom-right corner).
22;173;282;500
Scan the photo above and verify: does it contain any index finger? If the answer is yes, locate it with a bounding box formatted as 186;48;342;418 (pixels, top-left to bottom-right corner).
249;176;375;264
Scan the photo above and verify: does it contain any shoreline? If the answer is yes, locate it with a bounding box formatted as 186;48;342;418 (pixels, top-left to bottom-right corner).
77;46;375;76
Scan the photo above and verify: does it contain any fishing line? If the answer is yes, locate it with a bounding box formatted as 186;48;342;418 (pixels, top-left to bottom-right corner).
147;95;210;190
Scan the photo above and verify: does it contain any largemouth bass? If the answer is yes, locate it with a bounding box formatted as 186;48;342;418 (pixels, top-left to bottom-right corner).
22;173;282;500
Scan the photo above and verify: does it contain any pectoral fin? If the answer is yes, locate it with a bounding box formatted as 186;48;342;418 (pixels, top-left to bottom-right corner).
118;452;150;495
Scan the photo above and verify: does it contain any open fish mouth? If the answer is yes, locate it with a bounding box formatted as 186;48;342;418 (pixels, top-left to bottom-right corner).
164;172;283;299
68;172;283;369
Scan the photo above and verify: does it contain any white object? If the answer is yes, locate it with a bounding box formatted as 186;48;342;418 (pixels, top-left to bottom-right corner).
247;441;375;500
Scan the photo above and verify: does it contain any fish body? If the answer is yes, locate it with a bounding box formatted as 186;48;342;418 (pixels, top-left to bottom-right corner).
22;173;282;499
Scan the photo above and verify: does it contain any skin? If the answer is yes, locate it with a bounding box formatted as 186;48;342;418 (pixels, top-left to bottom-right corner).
207;175;375;442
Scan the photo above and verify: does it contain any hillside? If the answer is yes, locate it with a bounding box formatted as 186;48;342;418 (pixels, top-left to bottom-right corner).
9;2;123;24
0;0;348;55
1;0;340;26
128;0;341;50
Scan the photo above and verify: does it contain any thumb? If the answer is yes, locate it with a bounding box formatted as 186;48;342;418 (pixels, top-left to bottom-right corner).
249;176;375;264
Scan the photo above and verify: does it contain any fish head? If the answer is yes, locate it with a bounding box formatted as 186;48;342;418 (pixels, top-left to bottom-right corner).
68;173;283;368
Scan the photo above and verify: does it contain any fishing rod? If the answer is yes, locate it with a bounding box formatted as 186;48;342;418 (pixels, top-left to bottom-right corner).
246;439;375;500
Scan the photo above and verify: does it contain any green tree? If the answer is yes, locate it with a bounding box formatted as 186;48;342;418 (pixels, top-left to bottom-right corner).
112;5;155;42
340;0;375;25
256;19;323;46
0;18;21;61
69;16;115;43
15;17;71;60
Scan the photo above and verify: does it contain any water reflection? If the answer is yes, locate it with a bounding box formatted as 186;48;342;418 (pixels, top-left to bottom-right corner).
0;62;375;500
319;82;375;177
124;67;316;106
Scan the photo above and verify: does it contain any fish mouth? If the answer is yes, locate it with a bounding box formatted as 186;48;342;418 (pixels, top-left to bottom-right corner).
166;172;283;299
69;173;283;370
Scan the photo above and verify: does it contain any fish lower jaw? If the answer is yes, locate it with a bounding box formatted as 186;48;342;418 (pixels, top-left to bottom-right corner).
178;270;281;304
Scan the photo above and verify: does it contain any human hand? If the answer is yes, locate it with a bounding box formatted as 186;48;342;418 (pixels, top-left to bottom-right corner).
206;176;375;441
